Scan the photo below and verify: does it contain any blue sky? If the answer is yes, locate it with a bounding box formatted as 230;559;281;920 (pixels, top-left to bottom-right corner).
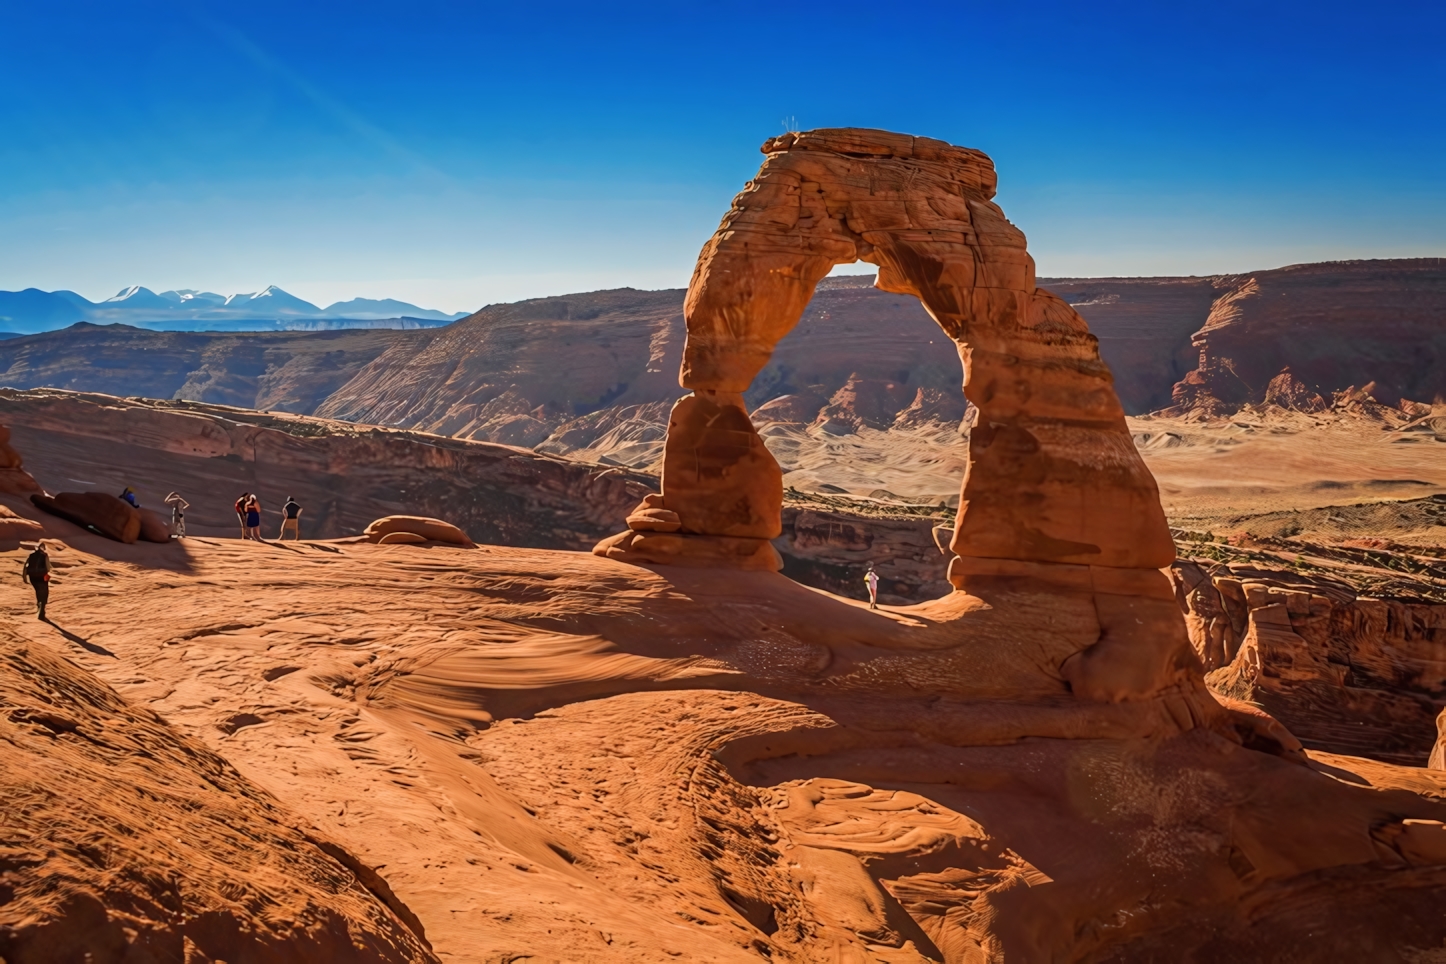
2;0;1443;313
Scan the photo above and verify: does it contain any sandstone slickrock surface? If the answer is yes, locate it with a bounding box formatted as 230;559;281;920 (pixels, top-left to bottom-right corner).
9;512;1446;961
0;504;44;543
0;628;438;963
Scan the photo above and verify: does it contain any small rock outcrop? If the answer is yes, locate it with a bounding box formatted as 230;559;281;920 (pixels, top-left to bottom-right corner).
0;425;41;495
364;515;474;547
31;491;142;543
1262;367;1328;412
0;504;44;542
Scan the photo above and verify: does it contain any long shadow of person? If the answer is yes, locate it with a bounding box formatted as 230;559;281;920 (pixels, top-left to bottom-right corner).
42;618;116;658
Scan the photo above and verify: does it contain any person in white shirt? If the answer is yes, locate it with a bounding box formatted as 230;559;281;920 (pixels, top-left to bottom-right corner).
865;564;880;610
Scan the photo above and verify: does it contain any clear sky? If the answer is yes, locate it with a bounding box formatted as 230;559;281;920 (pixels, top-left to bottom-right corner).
2;1;1443;313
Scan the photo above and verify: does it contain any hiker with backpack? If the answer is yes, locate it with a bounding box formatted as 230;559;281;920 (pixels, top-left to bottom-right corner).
22;542;51;620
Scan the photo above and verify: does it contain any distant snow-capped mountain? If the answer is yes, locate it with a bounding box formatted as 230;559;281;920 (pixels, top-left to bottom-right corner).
159;289;228;307
102;285;177;310
221;285;323;316
0;283;471;333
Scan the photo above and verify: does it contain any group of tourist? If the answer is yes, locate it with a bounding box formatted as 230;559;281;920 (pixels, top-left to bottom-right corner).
233;492;304;541
19;490;307;622
113;485;304;543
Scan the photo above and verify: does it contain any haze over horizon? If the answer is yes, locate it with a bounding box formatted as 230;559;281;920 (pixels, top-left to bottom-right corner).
3;0;1443;313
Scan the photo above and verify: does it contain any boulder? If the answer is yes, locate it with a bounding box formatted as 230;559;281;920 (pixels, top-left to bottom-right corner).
138;508;172;543
364;516;473;547
31;492;141;543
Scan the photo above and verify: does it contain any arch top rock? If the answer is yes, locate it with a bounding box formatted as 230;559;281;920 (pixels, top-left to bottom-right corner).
596;127;1173;577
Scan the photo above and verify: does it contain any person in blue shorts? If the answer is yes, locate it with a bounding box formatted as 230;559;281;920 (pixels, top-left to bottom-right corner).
245;495;263;541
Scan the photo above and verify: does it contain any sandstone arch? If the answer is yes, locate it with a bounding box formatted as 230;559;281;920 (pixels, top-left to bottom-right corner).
596;127;1173;590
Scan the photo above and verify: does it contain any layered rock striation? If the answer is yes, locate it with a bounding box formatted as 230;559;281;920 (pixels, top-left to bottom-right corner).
1172;557;1446;765
1168;259;1446;416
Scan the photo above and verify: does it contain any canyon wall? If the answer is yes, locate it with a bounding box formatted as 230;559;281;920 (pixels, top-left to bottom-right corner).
0;322;412;412
1172;557;1446;765
1169;259;1446;414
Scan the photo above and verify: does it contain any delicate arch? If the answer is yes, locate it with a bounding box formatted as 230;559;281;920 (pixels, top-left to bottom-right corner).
596;128;1172;583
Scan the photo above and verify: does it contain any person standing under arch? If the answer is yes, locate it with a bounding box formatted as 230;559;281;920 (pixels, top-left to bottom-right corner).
865;564;880;610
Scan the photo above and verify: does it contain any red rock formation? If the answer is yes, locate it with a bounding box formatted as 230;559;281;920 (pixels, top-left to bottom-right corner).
814;373;913;433
1172;558;1446;764
600;128;1173;585
891;386;971;430
364;515;474;547
31;491;142;543
1263;367;1327;412
1170;259;1446;415
0;425;40;495
0;504;43;542
0;632;437;962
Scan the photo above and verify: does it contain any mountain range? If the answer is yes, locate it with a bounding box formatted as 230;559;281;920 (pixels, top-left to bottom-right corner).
0;284;469;334
0;259;1438;467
